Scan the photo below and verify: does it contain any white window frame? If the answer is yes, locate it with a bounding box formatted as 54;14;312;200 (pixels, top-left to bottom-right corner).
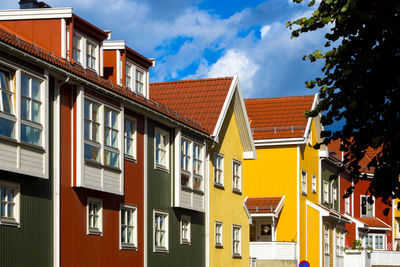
307;129;312;146
86;40;98;71
345;197;350;214
232;160;242;193
324;224;330;255
87;197;103;235
180;136;205;192
154;127;169;171
72;31;99;73
0;67;16;139
336;228;345;256
360;195;375;217
153;210;169;253
333;185;337;204
120;204;138;250
0;180;20;227
180;214;191;245
323;181;329;204
232;225;242;257
214;153;224;188
312;175;317;193
365;234;386;250
125;60;147;96
215;221;223;248
104;107;120;168
72;33;83;65
124;117;137;160
301;170;307;195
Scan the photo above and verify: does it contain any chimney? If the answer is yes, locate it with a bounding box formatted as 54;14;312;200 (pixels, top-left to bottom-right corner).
19;0;51;9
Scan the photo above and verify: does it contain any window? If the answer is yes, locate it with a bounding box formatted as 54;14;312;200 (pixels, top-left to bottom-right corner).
365;234;385;250
154;210;168;252
180;138;204;191
84;99;101;162
125;61;146;95
333;185;337;204
21;74;42;146
86;41;97;70
180;215;191;244
73;35;82;64
0;69;15;139
104;109;119;168
232;225;241;257
87;198;102;235
336;229;345;256
181;138;191;187
323;181;329;204
192;143;203;190
232;160;241;193
366;235;373;249
215;222;223;247
361;195;374;217
214;153;224;187
345;197;350;214
0;180;20;226
324;224;329;255
120;204;137;249
155;128;169;169
301;170;307;195
124;118;137;160
312;175;317;193
307;129;312;146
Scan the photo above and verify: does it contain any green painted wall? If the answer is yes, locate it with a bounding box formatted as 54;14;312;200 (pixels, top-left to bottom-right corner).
321;160;339;211
147;119;205;267
0;76;54;267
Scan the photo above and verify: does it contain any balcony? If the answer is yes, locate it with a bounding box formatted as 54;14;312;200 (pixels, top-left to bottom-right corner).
344;250;400;267
250;241;297;261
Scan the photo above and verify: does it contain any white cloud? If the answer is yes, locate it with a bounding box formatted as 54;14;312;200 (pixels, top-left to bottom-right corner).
260;25;271;39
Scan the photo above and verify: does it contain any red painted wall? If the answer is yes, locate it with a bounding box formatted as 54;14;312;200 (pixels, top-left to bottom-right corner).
0;19;62;56
103;50;117;84
60;85;144;267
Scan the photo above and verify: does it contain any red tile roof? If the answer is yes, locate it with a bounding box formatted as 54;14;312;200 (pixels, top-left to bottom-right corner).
356;217;391;229
150;77;233;135
245;197;283;214
0;27;207;135
245;95;315;140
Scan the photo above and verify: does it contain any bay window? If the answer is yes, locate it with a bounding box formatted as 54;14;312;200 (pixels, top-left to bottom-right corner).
104;109;119;168
84;99;101;162
0;69;15;138
180;137;204;191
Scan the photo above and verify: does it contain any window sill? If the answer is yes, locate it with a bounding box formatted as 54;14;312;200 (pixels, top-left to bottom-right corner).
181;240;191;246
193;189;204;195
215;244;223;249
181;185;192;192
121;244;138;251
104;165;122;173
154;247;169;253
20;141;45;153
301;192;307;196
214;183;225;190
0;218;19;227
232;254;242;259
88;229;103;236
155;164;169;173
232;189;242;195
85;159;102;168
124;155;137;163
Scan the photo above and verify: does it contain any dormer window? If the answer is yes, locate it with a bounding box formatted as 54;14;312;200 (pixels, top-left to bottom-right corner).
72;32;99;73
73;35;83;64
135;69;144;95
125;60;146;96
86;41;97;70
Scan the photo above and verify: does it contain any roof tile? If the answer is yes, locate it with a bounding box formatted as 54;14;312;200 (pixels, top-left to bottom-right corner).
246;197;283;214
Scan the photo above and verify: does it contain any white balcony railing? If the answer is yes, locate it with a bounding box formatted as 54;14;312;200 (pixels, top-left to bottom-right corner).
371;251;400;266
250;241;297;260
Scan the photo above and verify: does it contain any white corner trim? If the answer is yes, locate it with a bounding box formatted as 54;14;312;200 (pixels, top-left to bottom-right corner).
102;40;126;50
243;196;252;225
296;146;300;263
303;93;319;141
306;200;330;216
0;8;73;20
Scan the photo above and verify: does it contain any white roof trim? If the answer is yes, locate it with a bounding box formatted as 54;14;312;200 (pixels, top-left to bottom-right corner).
306;200;330;216
274;195;285;218
250;213;275;217
102;40;125;50
254;137;305;147
303;93;319;142
244;196;252;225
0;8;73;20
343;214;366;229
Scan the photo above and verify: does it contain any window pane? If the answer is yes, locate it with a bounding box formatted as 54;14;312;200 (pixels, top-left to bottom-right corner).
84;144;100;162
125;121;131;137
84;120;90;139
21;124;41;145
84;100;90;119
0;203;5;217
7;203;13;218
126;138;132;155
111;130;118;148
0;117;15;138
21;97;29;119
31;79;40;100
32;102;40;123
121;226;126;243
93;123;100;142
2;92;12;114
0;71;9;90
105;150;119;167
21;75;29;97
105;128;110;146
193;177;202;190
111;112;117;129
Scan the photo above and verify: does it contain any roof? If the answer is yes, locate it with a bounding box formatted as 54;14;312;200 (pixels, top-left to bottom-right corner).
0;26;208;135
356;217;391;230
245;95;315;140
245;196;284;215
150;77;233;135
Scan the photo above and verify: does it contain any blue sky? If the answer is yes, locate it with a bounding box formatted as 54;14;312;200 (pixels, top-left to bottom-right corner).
3;0;327;99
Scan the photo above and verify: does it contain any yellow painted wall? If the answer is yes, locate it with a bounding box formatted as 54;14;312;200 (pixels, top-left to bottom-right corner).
307;205;320;266
244;145;298;242
209;101;250;267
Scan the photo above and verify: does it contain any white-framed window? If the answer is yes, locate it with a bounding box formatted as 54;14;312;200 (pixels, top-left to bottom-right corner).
87;197;102;235
345;197;350;214
84;99;101;162
324;224;329;255
72;32;99;72
214;153;224;187
180;137;204;191
307;129;312;146
104;108;119;168
125;60;146;96
153;210;168;252
361;195;374;217
120;204;138;249
333;185;337;204
124;118;137;160
301;170;307;195
323;181;329;204
0;68;15;139
312;175;317;193
365;234;385;250
0;180;20;226
336;229;345;256
232;225;241;257
215;221;223;247
180;215;191;245
155;128;169;170
232;160;241;193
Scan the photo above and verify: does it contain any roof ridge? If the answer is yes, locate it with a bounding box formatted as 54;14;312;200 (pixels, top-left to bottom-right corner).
245;94;315;102
150;76;233;85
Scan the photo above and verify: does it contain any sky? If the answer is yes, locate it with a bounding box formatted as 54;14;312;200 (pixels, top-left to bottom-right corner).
3;0;327;99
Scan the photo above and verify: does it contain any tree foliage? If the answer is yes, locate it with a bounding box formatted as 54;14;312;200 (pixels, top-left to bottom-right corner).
287;0;400;206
